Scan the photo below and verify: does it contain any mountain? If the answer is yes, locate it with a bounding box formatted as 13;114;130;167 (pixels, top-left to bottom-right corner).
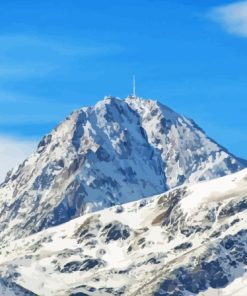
0;96;246;243
1;168;247;296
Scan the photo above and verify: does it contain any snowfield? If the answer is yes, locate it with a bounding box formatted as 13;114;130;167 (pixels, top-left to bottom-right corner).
1;169;247;295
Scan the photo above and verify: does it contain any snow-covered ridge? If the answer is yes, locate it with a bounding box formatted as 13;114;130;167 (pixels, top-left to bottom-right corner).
0;96;246;244
1;168;247;295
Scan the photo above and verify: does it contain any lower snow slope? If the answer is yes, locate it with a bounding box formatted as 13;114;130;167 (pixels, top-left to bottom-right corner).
1;169;247;295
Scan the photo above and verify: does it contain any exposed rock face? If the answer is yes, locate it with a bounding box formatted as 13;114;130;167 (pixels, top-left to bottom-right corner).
0;96;246;243
1;169;247;296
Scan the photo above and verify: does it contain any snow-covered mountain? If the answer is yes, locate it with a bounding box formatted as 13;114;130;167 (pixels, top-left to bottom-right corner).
1;168;247;296
0;96;246;243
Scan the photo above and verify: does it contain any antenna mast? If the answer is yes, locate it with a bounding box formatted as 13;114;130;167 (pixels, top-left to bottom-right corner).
133;75;136;97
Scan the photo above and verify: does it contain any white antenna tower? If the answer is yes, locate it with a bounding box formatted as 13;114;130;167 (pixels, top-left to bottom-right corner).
133;74;136;97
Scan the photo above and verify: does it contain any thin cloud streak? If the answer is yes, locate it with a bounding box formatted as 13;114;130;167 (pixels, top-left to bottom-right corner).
0;135;37;182
0;34;123;79
0;64;56;78
209;1;247;37
0;34;123;57
0;89;81;124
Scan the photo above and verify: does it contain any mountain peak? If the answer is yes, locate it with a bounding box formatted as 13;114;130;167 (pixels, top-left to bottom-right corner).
0;96;246;243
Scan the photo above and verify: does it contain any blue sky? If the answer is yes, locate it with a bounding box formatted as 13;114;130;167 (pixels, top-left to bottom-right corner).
0;0;247;179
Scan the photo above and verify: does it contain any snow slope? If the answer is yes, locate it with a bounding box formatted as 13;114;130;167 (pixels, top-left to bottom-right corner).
1;169;247;295
0;96;246;243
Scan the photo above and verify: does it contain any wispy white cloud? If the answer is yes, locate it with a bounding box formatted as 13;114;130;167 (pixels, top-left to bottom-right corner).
0;34;122;79
0;90;22;102
0;135;37;182
209;1;247;37
0;64;55;78
0;34;122;57
0;91;79;123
